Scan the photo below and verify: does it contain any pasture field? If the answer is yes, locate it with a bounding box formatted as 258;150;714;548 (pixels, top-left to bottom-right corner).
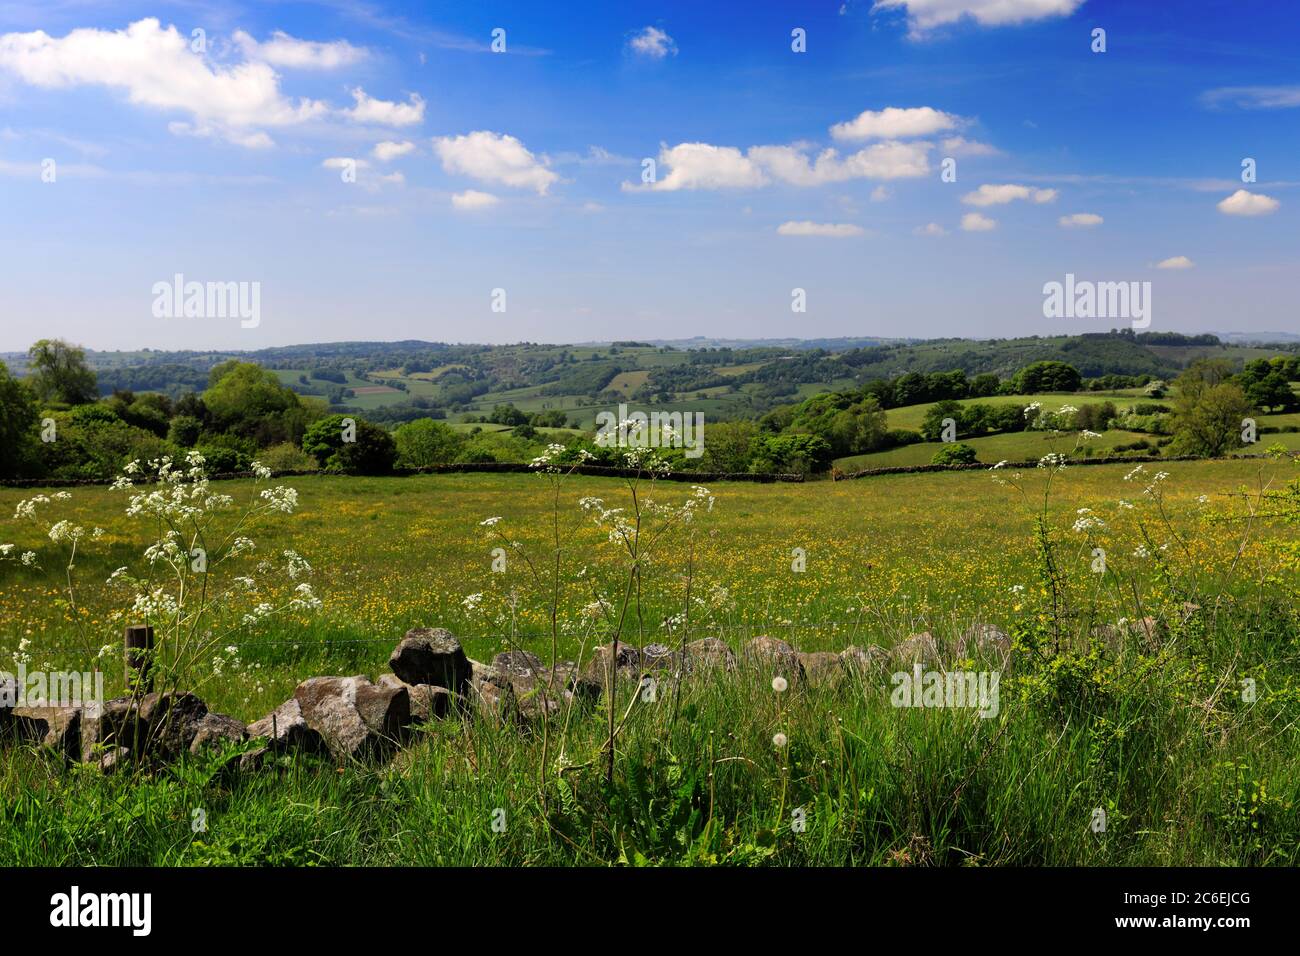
2;458;1297;866
881;391;1150;432
1;457;1294;712
835;428;1161;471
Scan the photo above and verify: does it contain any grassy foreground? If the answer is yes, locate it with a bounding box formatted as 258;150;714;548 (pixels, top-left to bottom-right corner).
1;458;1297;865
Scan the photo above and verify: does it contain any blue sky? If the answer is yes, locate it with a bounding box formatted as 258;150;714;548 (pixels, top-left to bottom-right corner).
1;0;1297;351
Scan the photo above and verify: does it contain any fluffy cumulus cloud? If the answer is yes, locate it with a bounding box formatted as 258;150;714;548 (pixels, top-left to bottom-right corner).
1059;212;1102;228
627;26;677;59
343;88;425;126
232;30;366;69
372;140;415;161
1216;189;1279;216
1157;256;1194;270
451;189;500;209
751;141;932;184
961;212;997;231
915;222;948;236
962;183;1057;206
0;18;330;146
777;221;864;237
873;0;1086;34
631;143;766;191
830;106;959;142
433;130;559;195
626;105;964;192
632;138;932;191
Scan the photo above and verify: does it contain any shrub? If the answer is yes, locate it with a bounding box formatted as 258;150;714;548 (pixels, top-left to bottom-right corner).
931;443;978;465
259;442;318;472
41;415;180;479
302;414;395;474
167;414;203;447
195;443;250;473
394;418;465;469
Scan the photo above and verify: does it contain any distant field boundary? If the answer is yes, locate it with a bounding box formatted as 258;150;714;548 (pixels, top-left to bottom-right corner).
0;461;806;488
2;453;1279;490
836;452;1263;481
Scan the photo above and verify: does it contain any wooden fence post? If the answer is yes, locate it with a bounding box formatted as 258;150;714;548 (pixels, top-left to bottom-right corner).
124;625;155;694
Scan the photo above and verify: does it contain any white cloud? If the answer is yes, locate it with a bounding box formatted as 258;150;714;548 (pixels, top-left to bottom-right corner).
372;140;415;161
322;156;365;170
777;221;865;237
1201;85;1300;110
1217;188;1279;216
629;137;936;192
873;0;1085;34
915;222;948;236
961;212;997;231
750;141;932;184
451;189;500;209
634;139;934;192
0;18;329;147
628;26;677;59
633;142;767;191
434;130;559;194
343;88;425;126
871;185;892;201
1156;256;1194;270
1059;212;1102;228
940;135;999;156
830;106;959;142
962;183;1057;206
232;30;366;69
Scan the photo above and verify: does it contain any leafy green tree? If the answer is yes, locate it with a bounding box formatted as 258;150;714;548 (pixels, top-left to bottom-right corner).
921;400;965;441
487;403;529;426
167;414;203;447
38;408;178;479
303;414;395;474
203;361;311;445
108;390;173;437
26;339;98;405
701;420;759;473
394;418;465;468
1015;361;1082;394
1245;372;1295;413
827;398;889;455
0;361;42;477
1171;361;1252;456
750;433;833;475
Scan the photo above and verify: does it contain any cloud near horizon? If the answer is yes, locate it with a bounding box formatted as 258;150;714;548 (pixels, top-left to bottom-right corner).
777;221;865;237
962;183;1058;206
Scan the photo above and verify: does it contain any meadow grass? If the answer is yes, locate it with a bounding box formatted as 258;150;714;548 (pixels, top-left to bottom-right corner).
1;458;1296;866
